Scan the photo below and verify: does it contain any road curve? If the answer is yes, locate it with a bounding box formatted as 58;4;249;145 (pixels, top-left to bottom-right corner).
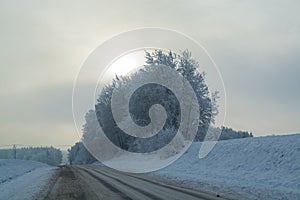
43;165;227;200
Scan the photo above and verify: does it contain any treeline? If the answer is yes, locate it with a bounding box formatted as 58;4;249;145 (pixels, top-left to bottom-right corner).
206;126;253;141
68;127;253;165
220;127;253;140
68;142;96;165
0;146;62;166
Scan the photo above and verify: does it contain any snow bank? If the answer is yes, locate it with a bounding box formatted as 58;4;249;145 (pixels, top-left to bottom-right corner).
0;159;56;200
150;134;300;200
0;159;48;183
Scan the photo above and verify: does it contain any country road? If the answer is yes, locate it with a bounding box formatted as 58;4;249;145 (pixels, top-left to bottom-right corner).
42;165;227;200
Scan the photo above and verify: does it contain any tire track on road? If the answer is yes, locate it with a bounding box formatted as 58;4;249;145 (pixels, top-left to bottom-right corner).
80;167;164;200
86;166;225;200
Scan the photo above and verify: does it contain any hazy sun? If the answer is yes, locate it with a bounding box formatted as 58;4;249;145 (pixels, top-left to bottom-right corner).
108;53;141;76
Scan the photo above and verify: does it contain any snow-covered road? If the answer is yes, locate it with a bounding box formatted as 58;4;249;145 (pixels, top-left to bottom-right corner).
44;165;225;200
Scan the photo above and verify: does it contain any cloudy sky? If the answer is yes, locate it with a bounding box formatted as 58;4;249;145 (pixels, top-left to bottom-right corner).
0;0;299;148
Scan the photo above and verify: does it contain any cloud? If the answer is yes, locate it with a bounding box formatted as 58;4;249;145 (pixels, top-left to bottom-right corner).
0;0;299;147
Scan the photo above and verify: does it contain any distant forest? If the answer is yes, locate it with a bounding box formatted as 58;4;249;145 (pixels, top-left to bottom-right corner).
208;126;253;141
0;146;62;166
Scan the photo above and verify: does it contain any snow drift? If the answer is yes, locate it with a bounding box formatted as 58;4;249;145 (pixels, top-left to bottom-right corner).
151;134;300;200
0;159;56;200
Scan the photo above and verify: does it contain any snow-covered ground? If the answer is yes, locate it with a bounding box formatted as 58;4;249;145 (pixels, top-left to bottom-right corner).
149;134;300;200
0;159;56;200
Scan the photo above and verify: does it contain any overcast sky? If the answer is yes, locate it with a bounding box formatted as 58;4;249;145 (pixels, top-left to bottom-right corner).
0;0;299;148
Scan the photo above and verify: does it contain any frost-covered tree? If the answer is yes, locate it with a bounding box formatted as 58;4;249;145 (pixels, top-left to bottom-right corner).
95;49;218;152
144;50;218;141
68;142;96;165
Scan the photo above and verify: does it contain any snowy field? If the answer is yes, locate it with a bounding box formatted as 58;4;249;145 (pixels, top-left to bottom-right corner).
149;134;300;200
0;159;56;200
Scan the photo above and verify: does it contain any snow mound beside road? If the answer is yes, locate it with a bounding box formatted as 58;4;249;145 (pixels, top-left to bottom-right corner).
0;159;56;200
151;134;300;200
0;159;49;183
